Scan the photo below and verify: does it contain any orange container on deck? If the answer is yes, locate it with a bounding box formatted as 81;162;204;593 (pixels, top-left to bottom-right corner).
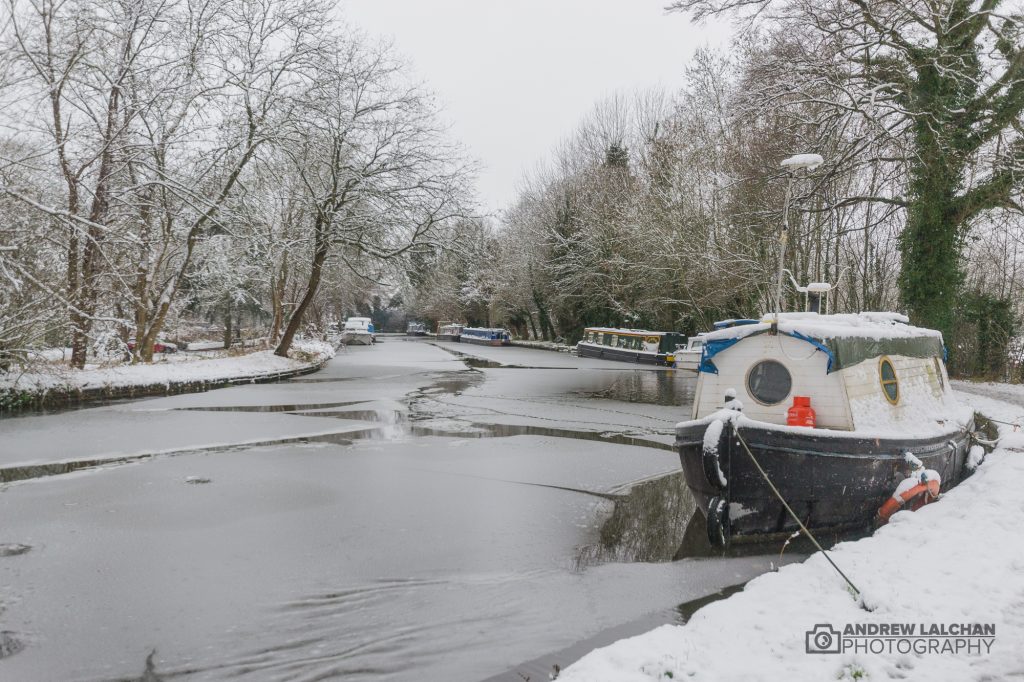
787;396;816;427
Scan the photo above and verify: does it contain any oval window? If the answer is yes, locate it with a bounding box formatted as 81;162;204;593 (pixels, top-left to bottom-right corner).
879;357;899;404
746;360;792;405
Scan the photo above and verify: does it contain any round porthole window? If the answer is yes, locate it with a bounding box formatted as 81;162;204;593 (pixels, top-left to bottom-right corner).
879;357;899;404
746;360;792;405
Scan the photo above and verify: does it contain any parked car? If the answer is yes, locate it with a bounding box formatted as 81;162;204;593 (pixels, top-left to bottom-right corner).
127;340;178;354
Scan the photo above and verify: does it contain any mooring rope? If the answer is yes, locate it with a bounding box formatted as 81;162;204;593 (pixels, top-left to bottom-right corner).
984;416;1022;431
732;426;863;598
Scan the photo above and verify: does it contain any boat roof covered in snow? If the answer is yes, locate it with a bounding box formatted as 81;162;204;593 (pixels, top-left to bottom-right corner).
700;312;945;374
582;327;680;337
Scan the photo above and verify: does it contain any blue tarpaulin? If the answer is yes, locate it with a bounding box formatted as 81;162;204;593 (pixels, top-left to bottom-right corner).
698;329;837;374
697;328;944;375
698;337;744;374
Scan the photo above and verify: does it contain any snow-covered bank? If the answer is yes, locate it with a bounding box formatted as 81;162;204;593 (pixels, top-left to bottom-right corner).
561;391;1024;682
1;341;334;408
510;339;575;353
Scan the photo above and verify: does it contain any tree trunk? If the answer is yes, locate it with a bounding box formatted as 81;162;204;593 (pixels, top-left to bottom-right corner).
275;219;329;357
900;183;961;343
268;254;289;344
900;76;965;348
533;290;554;341
223;309;233;349
527;313;539;340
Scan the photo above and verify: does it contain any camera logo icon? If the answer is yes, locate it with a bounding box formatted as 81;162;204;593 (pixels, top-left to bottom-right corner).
805;624;842;654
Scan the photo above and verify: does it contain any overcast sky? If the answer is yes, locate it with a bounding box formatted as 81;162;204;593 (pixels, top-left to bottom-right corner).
342;1;730;214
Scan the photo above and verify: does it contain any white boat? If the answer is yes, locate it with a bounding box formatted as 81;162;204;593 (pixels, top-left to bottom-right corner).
676;309;989;546
673;333;707;371
436;322;463;341
340;317;375;345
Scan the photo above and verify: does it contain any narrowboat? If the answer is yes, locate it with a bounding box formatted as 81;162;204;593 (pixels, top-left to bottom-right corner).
575;328;686;366
436;322;463;342
676;311;987;546
406;321;428;336
340;317;375;345
460;327;511;346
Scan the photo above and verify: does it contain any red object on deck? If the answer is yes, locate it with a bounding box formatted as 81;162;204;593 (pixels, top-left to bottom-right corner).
787;396;816;427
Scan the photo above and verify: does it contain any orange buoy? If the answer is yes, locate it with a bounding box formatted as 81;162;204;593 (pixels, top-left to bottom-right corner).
877;471;942;524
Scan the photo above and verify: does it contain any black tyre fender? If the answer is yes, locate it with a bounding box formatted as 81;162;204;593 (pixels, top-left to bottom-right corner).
706;496;730;547
701;437;727;491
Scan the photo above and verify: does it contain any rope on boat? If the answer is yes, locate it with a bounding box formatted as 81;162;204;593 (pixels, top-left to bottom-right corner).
732;427;863;599
983;416;1022;431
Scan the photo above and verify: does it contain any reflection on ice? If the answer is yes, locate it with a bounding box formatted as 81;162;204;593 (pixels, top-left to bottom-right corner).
575;472;694;567
572;369;697;407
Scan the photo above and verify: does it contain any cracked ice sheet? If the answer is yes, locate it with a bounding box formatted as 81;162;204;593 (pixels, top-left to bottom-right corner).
357;433;681;496
415;367;687;438
0;437;754;682
429;338;662;370
0;407;378;469
133;373;434;410
135;348;467;411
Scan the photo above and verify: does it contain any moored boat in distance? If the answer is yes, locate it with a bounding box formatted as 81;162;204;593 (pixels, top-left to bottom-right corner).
575;327;686;366
673;333;707;371
406;321;427;336
436;322;463;342
460;327;511;346
340;317;375;345
676;311;990;546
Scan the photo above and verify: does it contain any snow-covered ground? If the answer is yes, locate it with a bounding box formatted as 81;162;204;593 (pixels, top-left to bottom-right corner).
511;339;576;353
1;340;334;394
561;388;1024;682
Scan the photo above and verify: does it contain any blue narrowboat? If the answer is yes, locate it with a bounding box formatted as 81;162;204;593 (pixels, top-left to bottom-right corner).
460;327;511;346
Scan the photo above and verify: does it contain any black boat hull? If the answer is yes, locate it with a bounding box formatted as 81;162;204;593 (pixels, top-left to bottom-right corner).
460;337;509;346
676;417;973;544
576;343;672;366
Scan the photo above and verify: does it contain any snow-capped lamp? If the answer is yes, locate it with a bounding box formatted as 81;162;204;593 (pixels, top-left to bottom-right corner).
783;270;833;314
774;153;826;332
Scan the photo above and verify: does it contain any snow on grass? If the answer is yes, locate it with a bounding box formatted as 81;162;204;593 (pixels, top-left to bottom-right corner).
1;339;335;393
511;339;576;353
561;388;1024;682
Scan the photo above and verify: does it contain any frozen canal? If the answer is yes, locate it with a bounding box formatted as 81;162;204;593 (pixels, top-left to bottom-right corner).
0;340;793;681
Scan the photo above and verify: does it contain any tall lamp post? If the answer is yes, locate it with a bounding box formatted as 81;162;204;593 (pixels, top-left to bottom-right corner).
774;154;824;330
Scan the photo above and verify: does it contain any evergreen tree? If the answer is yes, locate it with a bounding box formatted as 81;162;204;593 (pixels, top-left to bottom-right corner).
672;0;1024;347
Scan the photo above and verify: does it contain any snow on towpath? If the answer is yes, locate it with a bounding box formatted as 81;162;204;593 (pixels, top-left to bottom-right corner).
561;390;1024;682
1;340;334;394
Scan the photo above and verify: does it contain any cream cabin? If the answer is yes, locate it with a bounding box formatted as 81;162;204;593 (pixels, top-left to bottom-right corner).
690;312;965;435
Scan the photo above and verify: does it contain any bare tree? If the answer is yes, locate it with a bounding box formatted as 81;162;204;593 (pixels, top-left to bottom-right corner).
273;39;472;356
